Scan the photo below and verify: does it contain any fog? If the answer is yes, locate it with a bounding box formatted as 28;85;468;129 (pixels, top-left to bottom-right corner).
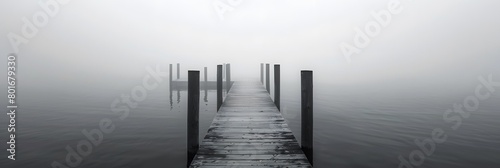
1;0;500;94
2;1;500;167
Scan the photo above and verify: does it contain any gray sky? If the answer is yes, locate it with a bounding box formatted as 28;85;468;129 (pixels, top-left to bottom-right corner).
1;0;499;90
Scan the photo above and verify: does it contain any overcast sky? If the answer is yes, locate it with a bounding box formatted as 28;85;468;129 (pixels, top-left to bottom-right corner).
1;0;499;91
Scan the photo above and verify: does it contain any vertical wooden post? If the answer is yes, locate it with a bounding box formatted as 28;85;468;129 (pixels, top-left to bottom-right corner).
169;64;173;106
226;63;231;92
187;70;200;165
301;70;313;166
274;64;280;110
169;64;173;87
204;67;208;102
177;63;180;79
217;65;223;111
222;63;225;80
204;67;208;83
266;63;270;93
260;63;264;84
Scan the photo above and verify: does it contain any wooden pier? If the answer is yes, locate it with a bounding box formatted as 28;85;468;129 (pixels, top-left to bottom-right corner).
189;81;312;167
186;64;313;167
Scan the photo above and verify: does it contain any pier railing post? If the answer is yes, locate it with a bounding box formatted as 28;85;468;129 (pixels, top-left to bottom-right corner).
177;63;180;79
266;63;270;93
274;64;280;110
261;63;264;84
169;64;173;105
187;70;200;165
204;67;208;89
169;64;173;87
204;67;208;102
226;63;231;92
217;65;223;111
204;67;208;83
222;63;225;80
301;70;313;166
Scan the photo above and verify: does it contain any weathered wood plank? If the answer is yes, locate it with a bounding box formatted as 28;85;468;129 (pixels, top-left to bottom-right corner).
189;81;311;167
191;159;311;165
199;144;300;149
196;149;305;155
199;141;300;146
192;166;312;168
201;139;297;143
195;154;307;160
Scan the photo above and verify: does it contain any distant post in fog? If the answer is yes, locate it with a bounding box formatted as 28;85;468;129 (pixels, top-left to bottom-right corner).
177;63;180;79
226;63;231;92
204;67;208;83
266;63;270;93
222;63;225;80
204;67;208;102
169;64;173;86
260;63;264;84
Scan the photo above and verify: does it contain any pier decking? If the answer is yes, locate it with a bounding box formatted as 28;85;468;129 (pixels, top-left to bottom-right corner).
189;81;312;167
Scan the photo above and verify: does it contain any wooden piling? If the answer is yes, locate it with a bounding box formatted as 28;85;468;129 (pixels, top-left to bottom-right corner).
261;63;264;84
169;64;173;106
226;63;231;92
187;70;200;165
169;64;173;86
222;63;225;80
266;63;270;93
204;67;208;83
217;65;223;111
177;63;180;79
204;67;208;102
274;64;280;110
301;70;313;166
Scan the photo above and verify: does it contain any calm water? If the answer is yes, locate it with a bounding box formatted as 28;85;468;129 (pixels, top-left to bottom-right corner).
1;76;499;168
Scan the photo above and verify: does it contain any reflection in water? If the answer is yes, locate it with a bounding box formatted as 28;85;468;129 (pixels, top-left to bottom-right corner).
168;65;215;113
